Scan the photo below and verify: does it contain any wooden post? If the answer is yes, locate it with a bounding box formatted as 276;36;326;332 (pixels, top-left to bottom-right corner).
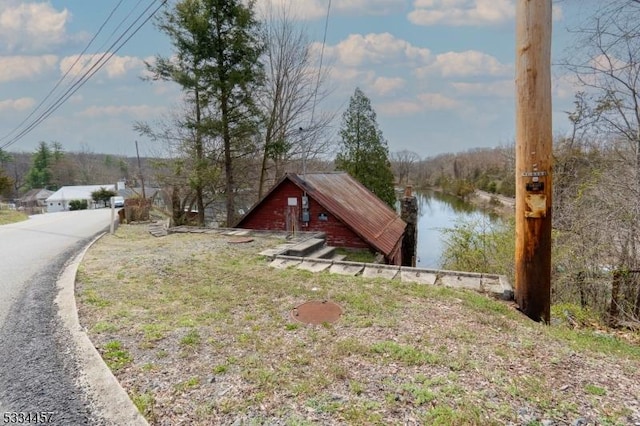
401;185;418;267
515;0;553;323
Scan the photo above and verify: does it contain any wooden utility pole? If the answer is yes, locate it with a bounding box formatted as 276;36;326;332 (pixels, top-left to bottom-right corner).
515;0;553;323
135;140;146;199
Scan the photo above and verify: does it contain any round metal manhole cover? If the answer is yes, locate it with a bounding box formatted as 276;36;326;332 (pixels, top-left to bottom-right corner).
227;237;254;244
291;300;343;325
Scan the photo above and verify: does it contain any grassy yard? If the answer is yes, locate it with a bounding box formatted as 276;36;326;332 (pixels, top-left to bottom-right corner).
76;224;640;425
0;209;28;225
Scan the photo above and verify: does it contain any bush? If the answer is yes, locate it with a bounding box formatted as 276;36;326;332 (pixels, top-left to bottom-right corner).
69;199;88;210
440;217;515;281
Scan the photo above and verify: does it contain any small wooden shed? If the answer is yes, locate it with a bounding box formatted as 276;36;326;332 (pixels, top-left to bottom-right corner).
235;172;406;265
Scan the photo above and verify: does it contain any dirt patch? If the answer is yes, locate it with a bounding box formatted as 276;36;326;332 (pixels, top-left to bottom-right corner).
76;224;640;425
470;190;516;217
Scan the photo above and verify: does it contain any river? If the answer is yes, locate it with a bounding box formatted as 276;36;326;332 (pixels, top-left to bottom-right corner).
414;190;494;269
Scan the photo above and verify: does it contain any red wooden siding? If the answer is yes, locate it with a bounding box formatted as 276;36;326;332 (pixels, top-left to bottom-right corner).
239;180;370;250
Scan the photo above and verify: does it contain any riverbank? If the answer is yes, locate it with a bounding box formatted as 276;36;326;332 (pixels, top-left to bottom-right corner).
469;190;515;217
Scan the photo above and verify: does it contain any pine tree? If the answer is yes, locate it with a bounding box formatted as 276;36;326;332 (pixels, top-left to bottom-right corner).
148;0;264;226
25;142;54;190
335;88;396;208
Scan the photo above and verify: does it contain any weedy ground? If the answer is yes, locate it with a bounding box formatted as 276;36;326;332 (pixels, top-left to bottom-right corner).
0;209;27;225
76;224;640;426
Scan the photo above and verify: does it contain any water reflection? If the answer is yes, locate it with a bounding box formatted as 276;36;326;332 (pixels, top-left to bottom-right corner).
416;190;492;269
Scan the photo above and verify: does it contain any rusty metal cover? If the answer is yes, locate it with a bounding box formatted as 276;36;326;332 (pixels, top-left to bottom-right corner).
291;300;343;325
227;237;254;244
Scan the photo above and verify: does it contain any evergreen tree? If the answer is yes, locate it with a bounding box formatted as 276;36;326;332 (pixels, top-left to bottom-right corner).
25;142;53;190
25;141;70;190
148;0;264;226
0;149;13;197
335;88;396;208
91;187;117;207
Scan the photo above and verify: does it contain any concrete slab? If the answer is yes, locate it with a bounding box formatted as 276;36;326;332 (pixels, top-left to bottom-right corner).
362;264;400;280
269;256;302;269
298;258;333;272
287;238;325;257
440;272;482;291
400;267;438;285
307;246;336;259
225;230;250;236
482;274;514;300
330;261;365;276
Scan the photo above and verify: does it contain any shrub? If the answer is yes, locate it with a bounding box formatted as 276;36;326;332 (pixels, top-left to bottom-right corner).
69;199;88;210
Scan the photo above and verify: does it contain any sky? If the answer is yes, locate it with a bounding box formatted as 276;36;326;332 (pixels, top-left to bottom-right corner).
0;0;598;159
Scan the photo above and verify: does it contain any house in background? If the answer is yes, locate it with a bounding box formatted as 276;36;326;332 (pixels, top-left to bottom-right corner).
46;184;115;213
17;188;54;213
235;172;406;265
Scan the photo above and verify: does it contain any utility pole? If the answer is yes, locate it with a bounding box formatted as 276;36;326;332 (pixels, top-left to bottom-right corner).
135;140;146;199
515;0;553;322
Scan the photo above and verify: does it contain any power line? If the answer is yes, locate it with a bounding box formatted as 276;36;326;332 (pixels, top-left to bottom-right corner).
0;0;126;145
0;0;166;151
304;0;331;177
310;0;331;128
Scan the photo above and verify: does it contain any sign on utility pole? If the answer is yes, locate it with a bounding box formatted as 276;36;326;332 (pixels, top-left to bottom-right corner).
515;0;553;322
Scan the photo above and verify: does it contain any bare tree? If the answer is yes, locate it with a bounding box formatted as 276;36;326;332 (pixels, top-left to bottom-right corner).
135;103;225;226
391;150;420;185
256;2;334;198
561;0;640;321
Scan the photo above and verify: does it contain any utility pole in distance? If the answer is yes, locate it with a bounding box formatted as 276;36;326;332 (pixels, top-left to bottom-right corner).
515;0;553;322
135;140;146;199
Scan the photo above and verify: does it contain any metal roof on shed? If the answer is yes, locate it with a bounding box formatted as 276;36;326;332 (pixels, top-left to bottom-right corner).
238;172;406;258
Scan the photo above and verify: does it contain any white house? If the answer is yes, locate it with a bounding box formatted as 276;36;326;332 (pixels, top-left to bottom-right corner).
46;185;115;213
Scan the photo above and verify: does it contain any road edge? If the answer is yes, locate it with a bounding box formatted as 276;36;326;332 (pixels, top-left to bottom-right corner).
55;232;148;426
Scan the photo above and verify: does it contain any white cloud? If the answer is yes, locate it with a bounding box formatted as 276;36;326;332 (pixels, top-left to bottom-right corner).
409;0;514;26
372;77;405;96
102;56;146;78
378;99;423;116
452;80;513;98
255;0;405;20
416;50;512;77
379;92;462;116
321;33;431;68
59;54;145;80
408;0;563;27
591;54;627;73
77;105;167;119
417;92;461;109
0;2;70;53
0;55;58;82
0;97;36;112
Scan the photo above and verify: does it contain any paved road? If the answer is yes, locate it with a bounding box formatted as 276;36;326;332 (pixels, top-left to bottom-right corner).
0;210;113;424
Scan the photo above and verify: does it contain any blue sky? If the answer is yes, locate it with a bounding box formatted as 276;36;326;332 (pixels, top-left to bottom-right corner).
0;0;596;159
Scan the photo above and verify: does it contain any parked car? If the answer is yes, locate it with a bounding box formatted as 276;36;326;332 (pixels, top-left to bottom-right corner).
113;196;125;208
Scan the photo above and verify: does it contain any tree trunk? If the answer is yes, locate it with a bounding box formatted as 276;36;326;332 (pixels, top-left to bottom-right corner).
194;87;205;227
609;270;621;326
222;93;235;227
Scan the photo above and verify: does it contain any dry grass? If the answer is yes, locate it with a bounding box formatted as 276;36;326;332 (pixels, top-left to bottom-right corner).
0;209;28;225
76;224;640;425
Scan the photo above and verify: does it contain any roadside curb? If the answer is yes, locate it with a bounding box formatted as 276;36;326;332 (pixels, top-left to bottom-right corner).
55;232;148;426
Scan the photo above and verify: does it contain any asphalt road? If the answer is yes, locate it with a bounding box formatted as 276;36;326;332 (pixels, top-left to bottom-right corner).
0;209;113;424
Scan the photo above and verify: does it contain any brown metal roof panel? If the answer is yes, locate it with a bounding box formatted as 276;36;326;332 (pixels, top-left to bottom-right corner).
293;173;405;256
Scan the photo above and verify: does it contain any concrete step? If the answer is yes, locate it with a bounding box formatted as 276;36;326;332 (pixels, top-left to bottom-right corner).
307;245;336;259
286;237;325;257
